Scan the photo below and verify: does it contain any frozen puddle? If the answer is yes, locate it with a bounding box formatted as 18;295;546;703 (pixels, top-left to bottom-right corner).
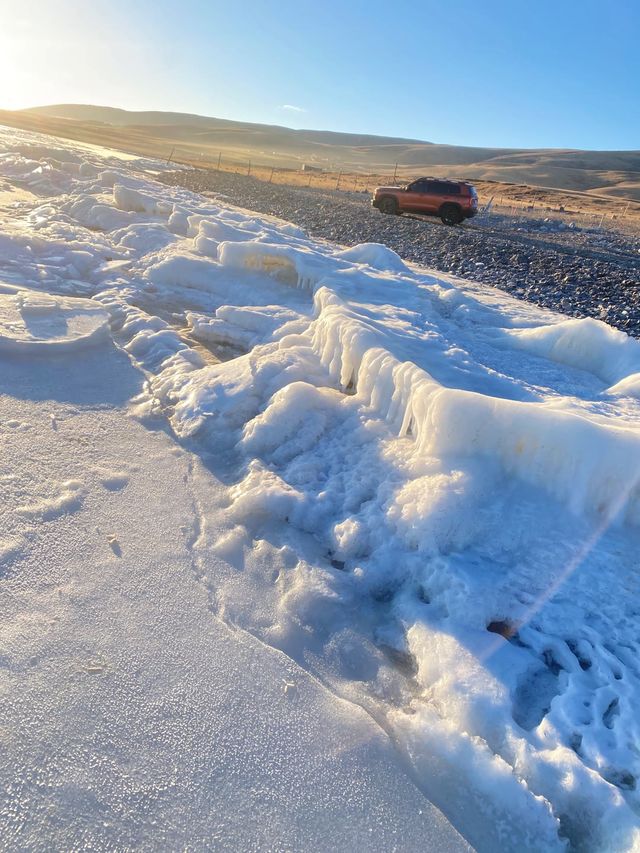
0;291;109;353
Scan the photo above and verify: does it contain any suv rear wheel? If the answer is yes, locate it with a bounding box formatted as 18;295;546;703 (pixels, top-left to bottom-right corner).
379;197;399;215
440;203;462;226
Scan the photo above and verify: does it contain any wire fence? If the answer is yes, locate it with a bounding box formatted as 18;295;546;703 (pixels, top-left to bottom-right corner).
477;197;640;236
163;145;640;233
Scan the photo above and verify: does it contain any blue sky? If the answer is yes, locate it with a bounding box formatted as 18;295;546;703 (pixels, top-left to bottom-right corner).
1;0;638;150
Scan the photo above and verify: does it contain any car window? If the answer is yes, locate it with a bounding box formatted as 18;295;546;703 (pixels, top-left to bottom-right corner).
431;181;460;194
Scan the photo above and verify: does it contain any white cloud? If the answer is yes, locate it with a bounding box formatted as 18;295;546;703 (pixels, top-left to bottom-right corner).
280;104;306;113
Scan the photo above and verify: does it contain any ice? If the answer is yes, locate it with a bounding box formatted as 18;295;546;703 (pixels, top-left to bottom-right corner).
0;291;109;353
2;122;640;851
335;241;411;272
502;316;640;385
187;304;304;351
242;381;346;464
114;183;171;216
0;336;464;853
219;239;345;290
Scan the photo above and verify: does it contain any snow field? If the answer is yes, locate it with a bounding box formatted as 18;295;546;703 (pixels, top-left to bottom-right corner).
0;128;474;852
1;345;467;852
2;124;640;851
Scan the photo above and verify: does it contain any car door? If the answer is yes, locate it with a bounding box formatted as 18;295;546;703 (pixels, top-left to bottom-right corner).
421;181;443;215
403;180;429;212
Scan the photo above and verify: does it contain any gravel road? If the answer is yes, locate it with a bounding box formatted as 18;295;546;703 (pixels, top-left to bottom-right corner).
160;169;640;336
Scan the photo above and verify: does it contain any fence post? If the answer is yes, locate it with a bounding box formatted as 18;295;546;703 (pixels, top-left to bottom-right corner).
269;167;274;183
248;160;252;176
336;170;342;191
167;146;175;165
217;151;222;170
392;162;398;182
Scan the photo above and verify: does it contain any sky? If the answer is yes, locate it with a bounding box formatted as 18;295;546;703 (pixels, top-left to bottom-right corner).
1;0;639;150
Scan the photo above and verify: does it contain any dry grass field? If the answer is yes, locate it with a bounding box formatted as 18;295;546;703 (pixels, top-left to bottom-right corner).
1;105;639;223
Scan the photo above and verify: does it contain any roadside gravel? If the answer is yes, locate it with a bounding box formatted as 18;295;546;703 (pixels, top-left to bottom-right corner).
160;169;640;336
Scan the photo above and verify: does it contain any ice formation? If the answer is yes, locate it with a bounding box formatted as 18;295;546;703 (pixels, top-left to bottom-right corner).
1;124;640;852
0;291;109;352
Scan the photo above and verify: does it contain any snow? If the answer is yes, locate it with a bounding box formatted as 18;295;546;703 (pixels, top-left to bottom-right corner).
502;316;640;386
1;346;459;853
1;123;640;852
0;291;109;353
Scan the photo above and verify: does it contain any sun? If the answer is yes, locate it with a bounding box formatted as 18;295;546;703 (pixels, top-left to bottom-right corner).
0;26;38;109
0;6;66;110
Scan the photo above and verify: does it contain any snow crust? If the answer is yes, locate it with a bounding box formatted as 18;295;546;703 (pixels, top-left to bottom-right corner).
2;123;640;852
0;291;109;352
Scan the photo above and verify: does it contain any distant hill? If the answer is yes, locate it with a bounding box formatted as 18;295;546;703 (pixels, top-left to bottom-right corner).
22;103;431;149
7;103;640;201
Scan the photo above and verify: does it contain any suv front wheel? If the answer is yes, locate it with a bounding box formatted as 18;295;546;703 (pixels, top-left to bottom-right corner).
379;197;399;215
440;203;463;226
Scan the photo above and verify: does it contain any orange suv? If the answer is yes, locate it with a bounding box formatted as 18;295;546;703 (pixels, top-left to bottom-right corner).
372;177;478;225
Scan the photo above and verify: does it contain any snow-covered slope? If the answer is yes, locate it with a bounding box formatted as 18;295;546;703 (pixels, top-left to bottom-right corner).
1;125;639;852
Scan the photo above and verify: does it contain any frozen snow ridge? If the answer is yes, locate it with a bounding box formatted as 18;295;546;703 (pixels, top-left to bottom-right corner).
307;287;640;526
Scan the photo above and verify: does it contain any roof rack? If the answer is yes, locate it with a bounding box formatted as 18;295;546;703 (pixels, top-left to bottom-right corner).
416;175;466;183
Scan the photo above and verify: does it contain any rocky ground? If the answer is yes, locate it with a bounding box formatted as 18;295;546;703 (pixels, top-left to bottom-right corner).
160;169;640;336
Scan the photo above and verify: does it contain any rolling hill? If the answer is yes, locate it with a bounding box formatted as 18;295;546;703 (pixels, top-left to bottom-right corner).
3;103;640;201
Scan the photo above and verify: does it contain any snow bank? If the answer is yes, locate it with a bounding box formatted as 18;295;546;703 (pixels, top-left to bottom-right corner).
304;288;640;524
114;183;172;217
241;381;347;464
147;255;221;292
335;242;410;273
503;317;640;385
408;385;640;522
219;240;344;290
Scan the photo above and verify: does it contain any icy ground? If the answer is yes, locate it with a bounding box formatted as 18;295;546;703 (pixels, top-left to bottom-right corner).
1;126;640;852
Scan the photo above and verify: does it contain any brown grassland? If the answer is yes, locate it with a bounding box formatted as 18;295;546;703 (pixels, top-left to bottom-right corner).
1;106;639;224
